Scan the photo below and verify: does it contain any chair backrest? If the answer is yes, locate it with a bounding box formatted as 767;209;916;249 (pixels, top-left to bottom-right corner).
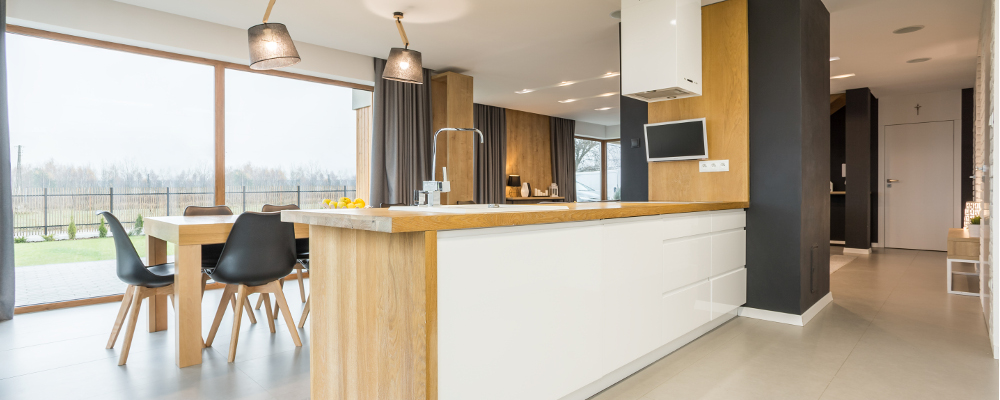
184;205;233;216
262;204;300;212
457;200;476;205
210;212;296;286
97;211;162;286
380;203;405;208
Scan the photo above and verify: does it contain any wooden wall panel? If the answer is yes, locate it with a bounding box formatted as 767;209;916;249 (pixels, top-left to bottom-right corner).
431;72;475;204
356;106;372;202
505;109;553;193
647;0;749;202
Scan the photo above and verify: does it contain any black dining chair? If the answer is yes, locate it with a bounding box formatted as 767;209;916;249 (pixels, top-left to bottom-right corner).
183;205;257;325
252;204;308;321
100;211;176;366
205;212;302;362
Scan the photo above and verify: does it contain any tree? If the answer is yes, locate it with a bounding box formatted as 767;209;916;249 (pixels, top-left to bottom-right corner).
130;214;144;236
67;215;77;240
98;217;108;238
574;139;601;172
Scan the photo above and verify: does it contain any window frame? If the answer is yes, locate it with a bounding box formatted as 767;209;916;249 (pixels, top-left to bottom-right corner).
6;25;374;207
574;136;620;201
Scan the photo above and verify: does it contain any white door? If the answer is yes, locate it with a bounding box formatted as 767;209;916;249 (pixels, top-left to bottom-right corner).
885;121;956;251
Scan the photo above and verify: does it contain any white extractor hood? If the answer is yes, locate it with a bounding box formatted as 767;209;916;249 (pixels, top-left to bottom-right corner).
621;0;702;102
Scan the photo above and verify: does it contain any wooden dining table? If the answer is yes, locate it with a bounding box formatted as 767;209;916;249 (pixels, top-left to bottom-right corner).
144;215;309;368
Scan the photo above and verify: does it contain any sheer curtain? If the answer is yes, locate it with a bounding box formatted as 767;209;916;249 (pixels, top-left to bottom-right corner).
0;0;15;320
473;104;507;204
550;117;577;202
370;58;434;207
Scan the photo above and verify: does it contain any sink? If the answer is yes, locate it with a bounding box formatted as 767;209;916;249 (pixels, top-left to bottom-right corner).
389;204;569;214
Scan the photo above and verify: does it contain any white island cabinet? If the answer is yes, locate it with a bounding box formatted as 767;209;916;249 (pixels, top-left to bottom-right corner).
436;209;746;400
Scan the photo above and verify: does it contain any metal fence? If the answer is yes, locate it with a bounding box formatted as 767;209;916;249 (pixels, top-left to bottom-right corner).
12;185;356;238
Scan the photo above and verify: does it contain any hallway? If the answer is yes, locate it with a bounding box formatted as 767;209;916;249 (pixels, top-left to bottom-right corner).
591;248;998;400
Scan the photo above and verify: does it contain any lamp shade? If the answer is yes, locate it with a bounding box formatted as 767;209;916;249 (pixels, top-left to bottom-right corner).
248;23;301;70
382;48;424;84
506;175;521;187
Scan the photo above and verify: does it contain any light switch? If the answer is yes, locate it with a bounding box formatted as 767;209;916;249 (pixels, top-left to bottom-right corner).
699;160;729;172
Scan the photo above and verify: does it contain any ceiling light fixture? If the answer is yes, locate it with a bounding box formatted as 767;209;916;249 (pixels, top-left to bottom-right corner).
559;99;577;103
611;10;621;19
247;0;301;70
830;73;856;80
596;107;614;111
893;25;925;34
557;92;621;104
906;57;932;63
830;56;840;61
599;92;617;97
382;12;424;84
515;72;622;94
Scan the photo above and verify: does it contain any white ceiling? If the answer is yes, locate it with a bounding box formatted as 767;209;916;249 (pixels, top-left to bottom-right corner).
825;0;983;97
112;0;984;125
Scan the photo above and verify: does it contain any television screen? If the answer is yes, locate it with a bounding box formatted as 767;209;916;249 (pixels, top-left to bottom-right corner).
644;118;708;162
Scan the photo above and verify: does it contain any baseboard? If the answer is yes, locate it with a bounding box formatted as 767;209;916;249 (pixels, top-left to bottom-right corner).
738;292;834;326
830;240;845;245
843;247;871;255
871;242;881;248
559;310;739;400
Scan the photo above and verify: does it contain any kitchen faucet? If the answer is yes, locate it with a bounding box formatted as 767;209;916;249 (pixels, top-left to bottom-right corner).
420;128;485;206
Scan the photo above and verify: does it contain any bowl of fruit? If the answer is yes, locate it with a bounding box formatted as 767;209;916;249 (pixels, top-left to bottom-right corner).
322;197;367;210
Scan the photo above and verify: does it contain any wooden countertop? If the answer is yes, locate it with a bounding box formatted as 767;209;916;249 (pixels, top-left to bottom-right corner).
280;201;749;233
506;196;565;200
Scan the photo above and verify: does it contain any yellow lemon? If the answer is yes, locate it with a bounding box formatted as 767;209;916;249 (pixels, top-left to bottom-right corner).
346;203;356;209
336;201;347;209
322;198;332;205
339;197;351;204
354;198;364;204
354;199;366;208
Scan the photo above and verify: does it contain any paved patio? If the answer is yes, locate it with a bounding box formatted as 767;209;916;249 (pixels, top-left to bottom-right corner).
14;257;174;307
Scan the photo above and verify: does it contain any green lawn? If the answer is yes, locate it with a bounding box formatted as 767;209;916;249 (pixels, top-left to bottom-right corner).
14;236;175;267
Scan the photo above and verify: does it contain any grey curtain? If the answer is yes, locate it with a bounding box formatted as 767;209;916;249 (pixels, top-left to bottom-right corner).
550;117;577;203
370;58;434;207
0;0;13;320
473;104;507;204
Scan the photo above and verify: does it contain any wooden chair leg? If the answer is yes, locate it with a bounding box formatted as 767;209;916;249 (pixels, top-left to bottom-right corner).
261;293;276;333
206;284;236;347
118;287;145;366
228;285;248;362
201;273;209;299
296;266;306;303
242;295;258;324
254;293;265;310
297;295;310;329
107;285;135;349
271;281;302;347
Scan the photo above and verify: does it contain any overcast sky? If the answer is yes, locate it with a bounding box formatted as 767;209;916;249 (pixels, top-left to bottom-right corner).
5;33;357;177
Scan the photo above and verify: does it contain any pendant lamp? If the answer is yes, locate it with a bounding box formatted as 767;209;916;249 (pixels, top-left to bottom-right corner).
382;12;424;84
248;0;301;70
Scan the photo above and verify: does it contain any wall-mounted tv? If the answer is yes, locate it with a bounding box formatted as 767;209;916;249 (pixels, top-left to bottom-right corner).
644;118;708;162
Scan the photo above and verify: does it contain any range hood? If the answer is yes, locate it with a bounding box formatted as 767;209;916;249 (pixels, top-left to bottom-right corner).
621;0;702;102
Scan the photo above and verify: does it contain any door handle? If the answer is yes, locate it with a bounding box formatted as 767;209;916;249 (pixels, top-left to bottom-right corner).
887;179;899;183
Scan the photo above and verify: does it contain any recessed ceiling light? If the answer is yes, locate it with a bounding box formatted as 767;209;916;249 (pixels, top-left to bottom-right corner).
893;25;925;34
830;56;840;62
596;107;613;111
906;57;931;63
515;89;533;94
670;20;677;25
604;72;621;77
559;99;577;103
611;10;621;19
831;73;856;79
558;81;575;86
515;72;621;94
599;92;617;97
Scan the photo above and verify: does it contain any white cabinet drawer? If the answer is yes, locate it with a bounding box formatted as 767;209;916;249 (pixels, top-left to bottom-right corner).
662;281;711;344
710;267;746;319
661;213;712;241
662;236;711;293
711;209;746;232
711;229;746;276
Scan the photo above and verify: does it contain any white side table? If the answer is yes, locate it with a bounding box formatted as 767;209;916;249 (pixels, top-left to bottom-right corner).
946;258;981;296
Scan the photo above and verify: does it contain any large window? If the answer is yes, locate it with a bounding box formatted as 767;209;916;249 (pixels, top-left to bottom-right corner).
5;28;371;308
575;137;620;202
7;33;215;306
225;70;358;212
607;141;621;200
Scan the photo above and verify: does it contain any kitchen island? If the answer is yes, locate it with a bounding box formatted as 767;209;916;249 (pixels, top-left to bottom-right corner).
281;201;748;400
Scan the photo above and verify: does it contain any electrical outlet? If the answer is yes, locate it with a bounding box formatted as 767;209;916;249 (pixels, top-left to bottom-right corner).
699;160;730;172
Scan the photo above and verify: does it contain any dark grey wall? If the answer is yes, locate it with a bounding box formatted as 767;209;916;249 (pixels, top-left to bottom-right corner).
619;96;649;202
870;95;878;241
845;88;872;249
831;104;846;241
962;88;974;219
747;0;831;315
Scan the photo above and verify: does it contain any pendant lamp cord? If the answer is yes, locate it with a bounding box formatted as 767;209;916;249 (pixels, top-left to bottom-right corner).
262;0;277;23
394;13;410;49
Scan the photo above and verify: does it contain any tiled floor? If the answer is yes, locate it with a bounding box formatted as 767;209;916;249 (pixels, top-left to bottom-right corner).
15;256;175;307
0;248;996;399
